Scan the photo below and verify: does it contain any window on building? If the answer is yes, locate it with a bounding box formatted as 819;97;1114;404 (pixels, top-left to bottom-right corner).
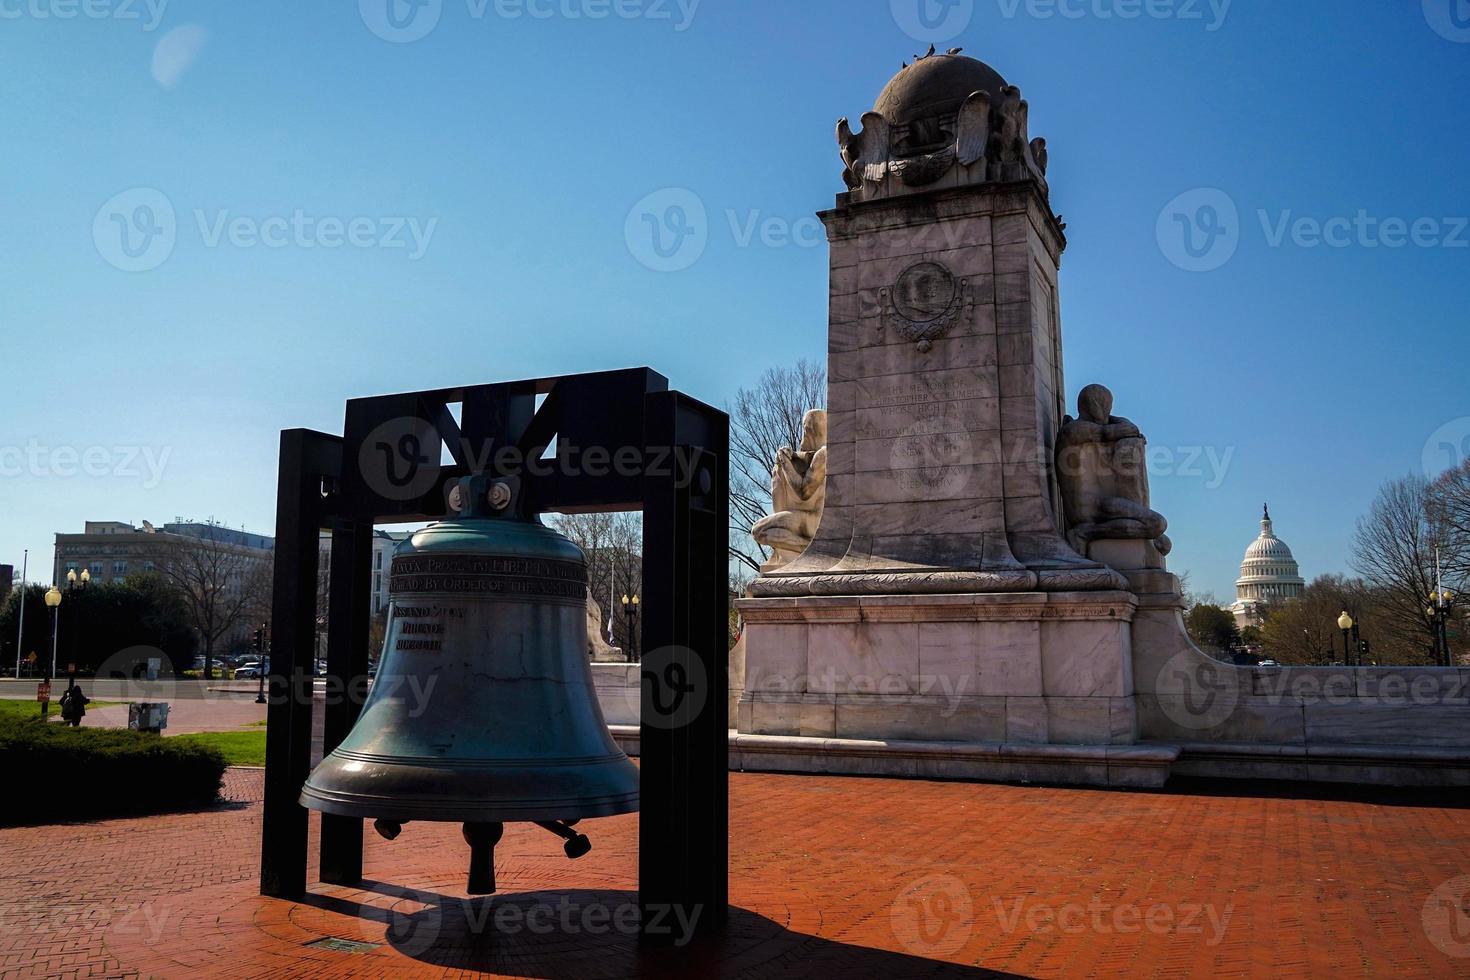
143;561;156;573
114;561;127;575
89;562;104;577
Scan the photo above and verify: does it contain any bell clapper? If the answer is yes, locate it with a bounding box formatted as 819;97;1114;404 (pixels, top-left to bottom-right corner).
536;820;593;859
373;819;405;841
463;822;505;895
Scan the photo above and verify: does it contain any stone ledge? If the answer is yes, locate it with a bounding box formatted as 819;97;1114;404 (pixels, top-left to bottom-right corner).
608;726;1174;789
1163;740;1470;787
739;590;1138;624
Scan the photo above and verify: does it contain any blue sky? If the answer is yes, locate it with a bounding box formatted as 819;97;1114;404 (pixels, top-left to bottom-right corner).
1;0;1466;602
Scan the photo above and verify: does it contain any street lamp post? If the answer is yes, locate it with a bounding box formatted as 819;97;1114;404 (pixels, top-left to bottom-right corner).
43;587;62;718
620;593;640;663
1427;589;1454;667
1338;611;1355;666
255;624;269;705
64;568;89;679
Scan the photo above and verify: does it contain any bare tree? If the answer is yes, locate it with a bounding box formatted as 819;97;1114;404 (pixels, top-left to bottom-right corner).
1429;460;1470;583
548;512;643;656
1259;574;1376;665
1352;473;1465;663
728;359;826;572
155;523;273;678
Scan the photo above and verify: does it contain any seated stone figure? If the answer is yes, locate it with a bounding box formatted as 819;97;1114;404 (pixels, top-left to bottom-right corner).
1056;385;1171;557
752;409;828;573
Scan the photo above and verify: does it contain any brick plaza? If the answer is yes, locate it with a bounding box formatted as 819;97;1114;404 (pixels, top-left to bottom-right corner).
2;768;1467;978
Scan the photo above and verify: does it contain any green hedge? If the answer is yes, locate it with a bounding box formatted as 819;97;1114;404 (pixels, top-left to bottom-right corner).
0;717;227;825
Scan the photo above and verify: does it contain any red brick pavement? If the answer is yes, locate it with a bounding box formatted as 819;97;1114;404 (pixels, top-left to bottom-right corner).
1;771;1467;978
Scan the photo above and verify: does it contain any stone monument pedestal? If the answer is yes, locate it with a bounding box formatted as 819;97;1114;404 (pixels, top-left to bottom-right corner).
735;591;1169;786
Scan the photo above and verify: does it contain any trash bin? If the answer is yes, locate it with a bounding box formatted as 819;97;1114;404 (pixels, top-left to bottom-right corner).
128;702;170;734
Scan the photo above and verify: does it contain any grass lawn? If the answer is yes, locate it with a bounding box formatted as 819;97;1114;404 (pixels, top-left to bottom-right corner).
171;730;266;766
0;698;121;723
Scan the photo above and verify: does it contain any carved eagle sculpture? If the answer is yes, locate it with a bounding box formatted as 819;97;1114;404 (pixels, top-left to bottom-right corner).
837;112;891;191
955;90;991;169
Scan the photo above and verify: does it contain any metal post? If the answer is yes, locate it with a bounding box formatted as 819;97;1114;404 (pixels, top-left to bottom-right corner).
260;430;334;899
1342;628;1351;666
14;549;25;680
256;626;268;704
320;521;372;886
638;390;728;940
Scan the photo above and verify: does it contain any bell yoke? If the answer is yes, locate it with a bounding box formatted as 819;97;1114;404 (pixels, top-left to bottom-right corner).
299;474;640;894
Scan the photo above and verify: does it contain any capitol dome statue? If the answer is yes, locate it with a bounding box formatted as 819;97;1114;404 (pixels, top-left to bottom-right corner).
1231;505;1306;627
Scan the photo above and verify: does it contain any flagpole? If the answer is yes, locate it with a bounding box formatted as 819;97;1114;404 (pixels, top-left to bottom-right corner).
14;549;26;679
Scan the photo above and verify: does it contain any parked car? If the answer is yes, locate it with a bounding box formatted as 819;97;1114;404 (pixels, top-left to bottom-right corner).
234;661;270;679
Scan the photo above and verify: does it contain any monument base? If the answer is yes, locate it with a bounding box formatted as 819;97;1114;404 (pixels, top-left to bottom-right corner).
735;590;1141;781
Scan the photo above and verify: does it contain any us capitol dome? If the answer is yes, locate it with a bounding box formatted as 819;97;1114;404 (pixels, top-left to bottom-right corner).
1231;505;1307;627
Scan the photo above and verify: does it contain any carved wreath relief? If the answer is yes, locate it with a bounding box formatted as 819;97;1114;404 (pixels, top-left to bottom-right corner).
880;261;972;353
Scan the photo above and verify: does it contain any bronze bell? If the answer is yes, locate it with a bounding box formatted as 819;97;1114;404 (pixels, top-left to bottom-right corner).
300;478;638;893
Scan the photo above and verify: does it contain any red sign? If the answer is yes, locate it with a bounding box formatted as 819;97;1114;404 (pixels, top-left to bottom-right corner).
36;683;51;703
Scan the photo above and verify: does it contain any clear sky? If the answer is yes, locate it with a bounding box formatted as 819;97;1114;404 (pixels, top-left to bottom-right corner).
1;0;1466;601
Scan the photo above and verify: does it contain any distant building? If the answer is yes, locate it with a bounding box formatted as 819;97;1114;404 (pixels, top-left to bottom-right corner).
1231;505;1306;628
318;529;409;616
52;520;274;588
51;520;276;655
